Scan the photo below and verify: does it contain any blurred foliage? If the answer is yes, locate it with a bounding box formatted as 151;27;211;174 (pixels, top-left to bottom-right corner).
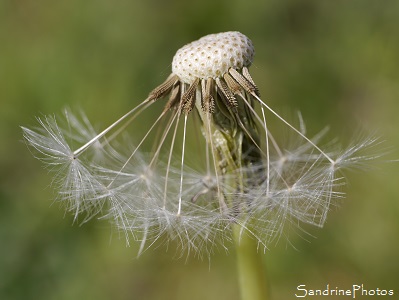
1;0;399;299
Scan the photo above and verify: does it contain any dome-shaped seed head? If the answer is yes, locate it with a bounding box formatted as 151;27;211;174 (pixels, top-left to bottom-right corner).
172;31;255;84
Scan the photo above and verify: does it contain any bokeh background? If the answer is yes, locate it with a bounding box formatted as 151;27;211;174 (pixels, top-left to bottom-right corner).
1;0;398;299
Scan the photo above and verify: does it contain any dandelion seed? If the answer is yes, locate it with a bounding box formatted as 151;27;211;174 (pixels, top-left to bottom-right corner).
23;31;379;258
22;112;108;222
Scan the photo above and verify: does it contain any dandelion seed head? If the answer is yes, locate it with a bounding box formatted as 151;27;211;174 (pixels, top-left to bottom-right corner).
172;31;254;84
22;31;382;257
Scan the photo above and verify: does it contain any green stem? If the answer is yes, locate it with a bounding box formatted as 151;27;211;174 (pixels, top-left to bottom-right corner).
233;224;269;300
196;87;269;299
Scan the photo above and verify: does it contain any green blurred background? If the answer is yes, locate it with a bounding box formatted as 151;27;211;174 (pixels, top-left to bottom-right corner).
1;0;398;299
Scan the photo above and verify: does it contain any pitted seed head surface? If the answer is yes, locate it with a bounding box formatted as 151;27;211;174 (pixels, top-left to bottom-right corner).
172;32;255;84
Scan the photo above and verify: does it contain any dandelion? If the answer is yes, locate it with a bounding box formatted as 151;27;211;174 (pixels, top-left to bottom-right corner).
23;31;379;300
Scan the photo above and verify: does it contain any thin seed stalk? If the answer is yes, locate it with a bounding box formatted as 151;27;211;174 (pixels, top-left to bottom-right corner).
196;91;269;300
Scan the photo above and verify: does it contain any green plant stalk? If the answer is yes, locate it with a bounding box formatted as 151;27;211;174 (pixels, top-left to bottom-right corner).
226;129;269;300
233;224;269;300
196;90;269;300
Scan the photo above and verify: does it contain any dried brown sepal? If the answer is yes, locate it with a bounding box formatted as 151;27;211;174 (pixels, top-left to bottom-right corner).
223;73;242;95
148;74;179;101
242;67;260;96
201;78;215;113
216;77;238;108
181;78;199;114
163;83;181;113
229;68;257;95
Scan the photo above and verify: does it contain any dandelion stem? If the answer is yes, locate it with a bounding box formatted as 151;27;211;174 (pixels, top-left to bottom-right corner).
233;225;269;300
202;87;269;299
